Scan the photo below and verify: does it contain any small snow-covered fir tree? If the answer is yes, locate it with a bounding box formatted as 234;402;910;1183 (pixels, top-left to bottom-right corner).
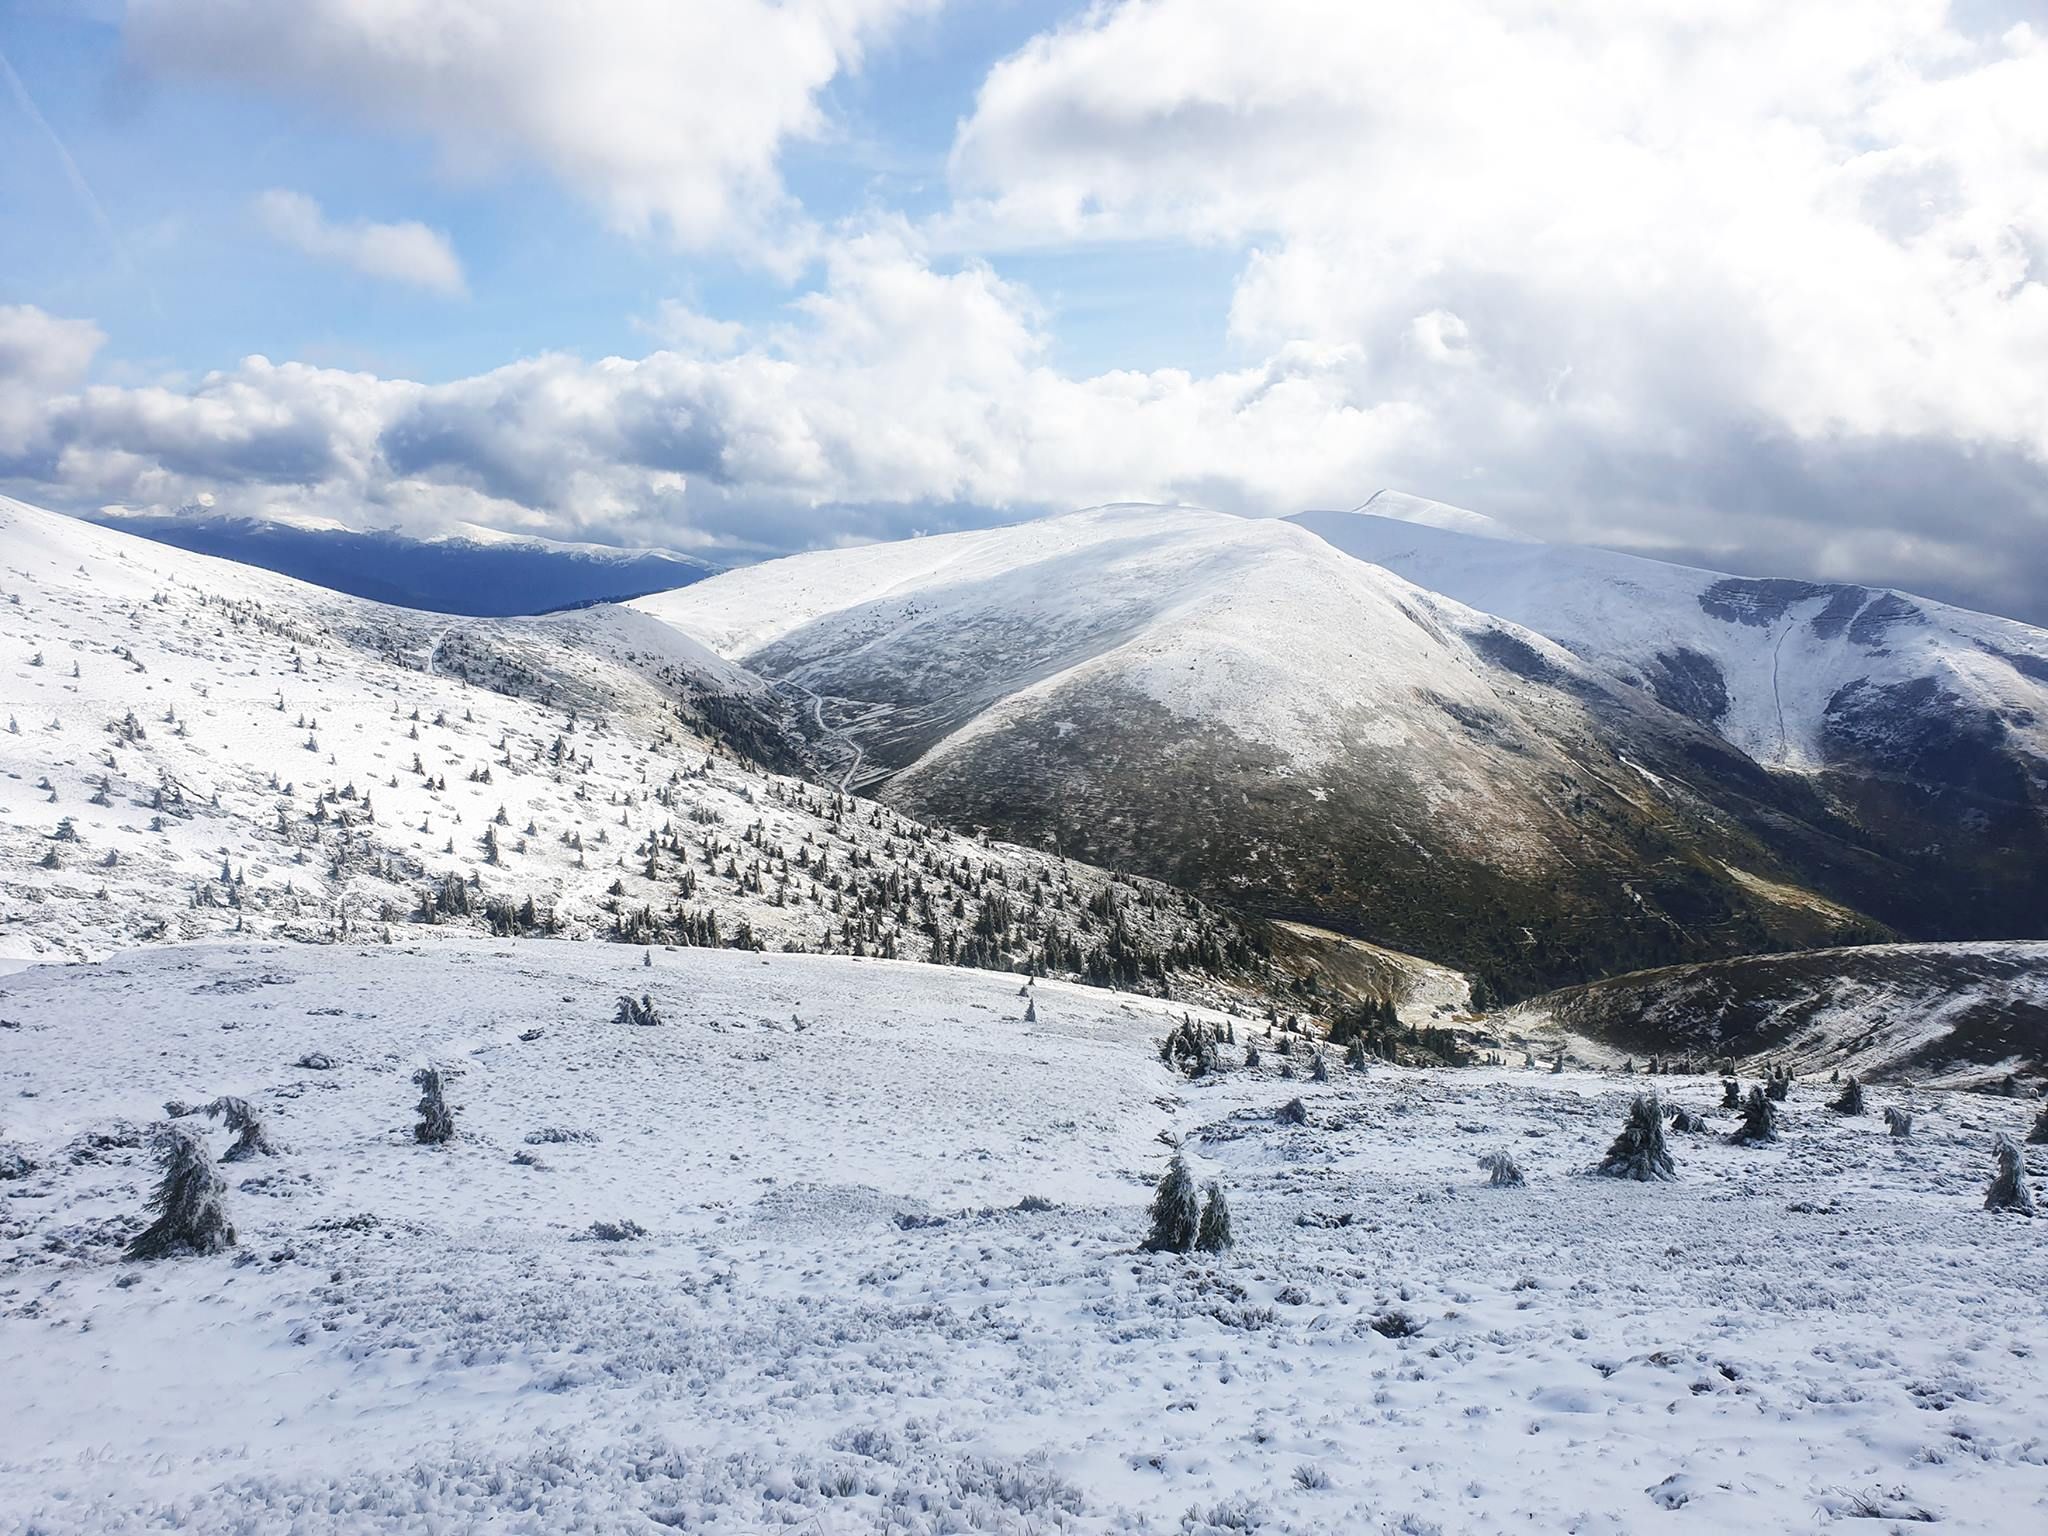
1765;1068;1790;1102
1278;1097;1307;1125
413;1067;455;1144
1721;1078;1742;1109
1310;1049;1328;1083
1244;1040;1261;1070
1884;1106;1913;1138
615;993;663;1027
1143;1147;1201;1254
126;1123;235;1259
1984;1132;2036;1215
1550;1049;1565;1075
1195;1180;1233;1252
2026;1104;2048;1146
205;1095;275;1161
1831;1075;1866;1115
1594;1094;1676;1181
1729;1086;1779;1145
1479;1149;1524;1187
1024;997;1037;1023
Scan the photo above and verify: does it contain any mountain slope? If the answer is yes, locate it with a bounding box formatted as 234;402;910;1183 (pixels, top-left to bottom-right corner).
1290;499;2048;944
84;509;720;616
640;505;1904;997
0;494;1284;1009
1506;940;2048;1089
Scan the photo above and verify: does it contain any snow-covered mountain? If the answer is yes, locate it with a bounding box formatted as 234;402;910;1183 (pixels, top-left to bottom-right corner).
84;508;720;616
1508;940;2048;1088
1291;497;2048;947
0;495;1285;1009
640;505;1919;997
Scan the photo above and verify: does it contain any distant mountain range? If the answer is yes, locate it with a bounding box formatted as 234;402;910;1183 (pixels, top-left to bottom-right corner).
639;496;2048;998
83;509;720;616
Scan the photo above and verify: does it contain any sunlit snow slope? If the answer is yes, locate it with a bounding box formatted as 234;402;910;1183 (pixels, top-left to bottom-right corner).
0;496;1279;1007
641;505;1905;996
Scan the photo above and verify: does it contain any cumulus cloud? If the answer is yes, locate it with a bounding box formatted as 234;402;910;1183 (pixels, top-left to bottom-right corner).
945;0;2048;596
0;239;1418;561
0;304;105;455
127;0;934;265
255;190;466;296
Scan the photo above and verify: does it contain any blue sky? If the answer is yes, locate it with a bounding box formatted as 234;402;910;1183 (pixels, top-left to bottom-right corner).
2;2;2046;621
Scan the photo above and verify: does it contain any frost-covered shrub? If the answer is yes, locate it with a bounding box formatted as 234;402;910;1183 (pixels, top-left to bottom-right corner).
1729;1086;1779;1146
1478;1149;1524;1186
1666;1105;1706;1133
1765;1067;1790;1102
1196;1180;1233;1252
205;1095;276;1161
1831;1075;1866;1115
0;1144;35;1180
2026;1105;2048;1146
615;993;663;1027
1885;1106;1914;1138
587;1218;646;1241
294;1051;335;1071
1143;1147;1201;1254
1984;1133;2036;1215
127;1123;235;1259
413;1067;455;1144
1293;1462;1332;1490
1277;1097;1308;1126
1594;1094;1676;1181
1243;1040;1261;1069
1310;1049;1328;1083
1371;1307;1425;1338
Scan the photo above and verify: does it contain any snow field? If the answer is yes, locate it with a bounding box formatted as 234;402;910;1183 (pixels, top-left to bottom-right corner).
3;941;2044;1533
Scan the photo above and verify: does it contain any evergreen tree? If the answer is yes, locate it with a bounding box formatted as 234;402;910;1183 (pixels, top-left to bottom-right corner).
1884;1106;1913;1138
1143;1147;1201;1253
1831;1075;1866;1115
1721;1078;1741;1109
2026;1104;2048;1146
1024;997;1037;1023
1550;1049;1565;1075
1479;1149;1524;1187
1310;1049;1328;1083
1195;1180;1233;1252
126;1124;235;1258
413;1067;455;1144
1984;1132;2036;1215
1765;1067;1790;1103
1729;1086;1779;1145
1594;1094;1676;1181
205;1096;275;1161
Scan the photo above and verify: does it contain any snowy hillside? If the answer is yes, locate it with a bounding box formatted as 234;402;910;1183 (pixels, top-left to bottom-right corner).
1292;501;2048;944
1508;940;2048;1088
1291;499;2048;774
3;940;2044;1533
0;495;1282;1010
641;505;1914;996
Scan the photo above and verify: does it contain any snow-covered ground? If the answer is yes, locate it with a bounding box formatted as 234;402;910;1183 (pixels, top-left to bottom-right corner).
4;940;2044;1534
0;495;1271;1008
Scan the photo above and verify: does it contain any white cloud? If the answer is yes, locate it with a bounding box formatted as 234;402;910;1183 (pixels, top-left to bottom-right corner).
946;0;2048;533
639;301;747;359
0;304;105;455
129;0;935;267
255;190;467;296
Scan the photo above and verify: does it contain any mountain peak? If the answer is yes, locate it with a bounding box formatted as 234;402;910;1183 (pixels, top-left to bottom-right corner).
1337;490;1541;544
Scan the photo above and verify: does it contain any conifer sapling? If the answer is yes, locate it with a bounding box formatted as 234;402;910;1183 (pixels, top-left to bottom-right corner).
1143;1147;1202;1254
126;1123;235;1259
1594;1093;1676;1181
1729;1086;1779;1145
1195;1180;1233;1252
413;1067;455;1144
1984;1132;2036;1215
